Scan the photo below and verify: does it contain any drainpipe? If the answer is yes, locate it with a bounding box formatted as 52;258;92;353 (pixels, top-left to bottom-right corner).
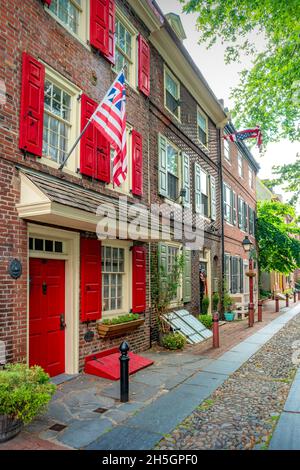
218;128;225;317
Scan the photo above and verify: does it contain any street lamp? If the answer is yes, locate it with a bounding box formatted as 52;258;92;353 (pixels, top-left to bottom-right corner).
242;236;256;327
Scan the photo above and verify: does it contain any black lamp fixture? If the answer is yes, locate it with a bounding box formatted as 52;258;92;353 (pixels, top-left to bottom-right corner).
175;187;187;201
242;235;253;253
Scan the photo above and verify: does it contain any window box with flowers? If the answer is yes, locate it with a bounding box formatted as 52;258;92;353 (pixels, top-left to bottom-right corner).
96;314;144;339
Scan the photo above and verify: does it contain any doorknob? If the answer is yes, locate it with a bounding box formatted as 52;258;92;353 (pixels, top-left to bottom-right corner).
60;314;66;330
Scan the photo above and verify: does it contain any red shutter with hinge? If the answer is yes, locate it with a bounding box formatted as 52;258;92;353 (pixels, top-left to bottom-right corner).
90;0;109;56
80;238;102;322
80;94;110;182
43;0;52;6
19;52;45;156
132;246;146;313
138;34;150;97
104;0;115;64
132;130;143;196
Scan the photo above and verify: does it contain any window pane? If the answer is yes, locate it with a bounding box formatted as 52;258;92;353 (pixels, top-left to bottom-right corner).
166;73;178;98
45;240;54;252
167;145;178;175
200;170;207;195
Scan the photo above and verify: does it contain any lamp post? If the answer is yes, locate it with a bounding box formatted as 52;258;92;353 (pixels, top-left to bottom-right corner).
242;236;256;327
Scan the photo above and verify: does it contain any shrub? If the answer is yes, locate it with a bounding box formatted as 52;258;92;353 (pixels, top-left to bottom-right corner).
101;313;140;325
212;292;219;312
259;288;272;299
198;314;213;330
0;364;56;424
162;332;186;350
223;291;234;312
201;295;210;314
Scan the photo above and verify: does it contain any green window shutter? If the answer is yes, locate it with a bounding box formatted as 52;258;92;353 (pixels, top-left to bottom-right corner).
232;190;237;225
230;189;235;224
158;134;167;196
249;207;253;235
243;202;248;232
182;153;190;207
183;247;192;303
240;257;244;293
238;196;243;228
158;242;168;279
194;162;201;213
210;175;216;220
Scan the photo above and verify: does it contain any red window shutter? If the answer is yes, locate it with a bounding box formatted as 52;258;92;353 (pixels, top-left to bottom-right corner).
138;34;150;96
43;0;52;6
19;52;45;157
104;0;115;64
90;0;109;56
132;246;147;313
80;238;102;322
80;94;110;182
132;130;143;196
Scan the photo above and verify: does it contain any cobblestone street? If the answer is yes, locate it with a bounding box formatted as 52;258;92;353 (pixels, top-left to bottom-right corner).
156;311;300;450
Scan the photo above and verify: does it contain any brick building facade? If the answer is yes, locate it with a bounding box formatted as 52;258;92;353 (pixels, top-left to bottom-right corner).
0;0;229;376
222;122;260;313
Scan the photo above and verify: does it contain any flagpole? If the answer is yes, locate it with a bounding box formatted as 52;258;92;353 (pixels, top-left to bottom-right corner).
59;67;127;172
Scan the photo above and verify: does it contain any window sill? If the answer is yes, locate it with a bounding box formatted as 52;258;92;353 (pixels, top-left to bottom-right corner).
40;157;82;178
164;106;181;124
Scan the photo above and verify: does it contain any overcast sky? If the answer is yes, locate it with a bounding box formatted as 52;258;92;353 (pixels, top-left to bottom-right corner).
158;0;299;204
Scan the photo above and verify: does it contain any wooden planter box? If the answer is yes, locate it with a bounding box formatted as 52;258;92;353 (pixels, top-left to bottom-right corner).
97;318;144;339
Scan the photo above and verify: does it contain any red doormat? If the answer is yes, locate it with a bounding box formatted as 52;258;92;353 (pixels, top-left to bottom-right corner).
84;348;154;380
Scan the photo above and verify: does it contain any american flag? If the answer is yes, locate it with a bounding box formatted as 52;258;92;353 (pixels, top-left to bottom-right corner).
91;71;127;186
224;126;262;148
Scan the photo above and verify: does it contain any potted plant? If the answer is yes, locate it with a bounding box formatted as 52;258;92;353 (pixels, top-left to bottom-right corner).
97;313;144;338
223;291;235;321
212;292;220;312
0;364;56;443
201;295;210;315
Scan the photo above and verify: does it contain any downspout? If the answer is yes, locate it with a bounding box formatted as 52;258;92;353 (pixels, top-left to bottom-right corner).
147;95;152;348
218;128;225;317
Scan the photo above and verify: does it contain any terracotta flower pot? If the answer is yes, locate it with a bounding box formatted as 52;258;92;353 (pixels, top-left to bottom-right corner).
0;415;23;443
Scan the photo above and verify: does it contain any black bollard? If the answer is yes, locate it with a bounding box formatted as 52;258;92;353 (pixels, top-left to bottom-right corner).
119;341;130;403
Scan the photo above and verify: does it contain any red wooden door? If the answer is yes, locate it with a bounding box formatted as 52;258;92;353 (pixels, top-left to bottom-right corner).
29;259;65;377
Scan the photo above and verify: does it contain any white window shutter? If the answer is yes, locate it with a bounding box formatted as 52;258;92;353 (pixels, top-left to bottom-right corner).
158;134;167;197
210;175;216;220
194;162;201;213
181;152;190;207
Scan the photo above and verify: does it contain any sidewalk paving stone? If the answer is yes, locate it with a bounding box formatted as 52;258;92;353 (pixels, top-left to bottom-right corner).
85;426;161;451
200;359;241;375
56;417;113;449
269;413;300;450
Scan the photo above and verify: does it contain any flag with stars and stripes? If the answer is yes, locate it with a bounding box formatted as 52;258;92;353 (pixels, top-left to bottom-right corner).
91;70;127;186
224;126;262;149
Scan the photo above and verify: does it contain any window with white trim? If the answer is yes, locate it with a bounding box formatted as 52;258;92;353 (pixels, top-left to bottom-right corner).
238;153;244;178
224;138;230;161
114;14;137;88
164;67;181;120
167;244;182;302
167;141;180;201
197;109;208;147
249;166;254;189
42;68;80;173
224;183;233;223
102;246;125;313
200;169;209;217
47;0;88;43
224;254;230;292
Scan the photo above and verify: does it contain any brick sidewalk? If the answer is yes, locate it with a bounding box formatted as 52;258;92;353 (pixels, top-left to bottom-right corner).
0;431;69;450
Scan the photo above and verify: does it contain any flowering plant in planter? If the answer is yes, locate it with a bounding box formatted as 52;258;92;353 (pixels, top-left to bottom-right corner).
0;364;56;442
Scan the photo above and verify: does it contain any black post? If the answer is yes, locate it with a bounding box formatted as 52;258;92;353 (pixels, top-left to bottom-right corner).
119;341;130;403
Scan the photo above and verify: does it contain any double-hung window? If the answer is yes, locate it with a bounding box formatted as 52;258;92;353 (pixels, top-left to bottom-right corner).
167;245;181;302
164;67;180;120
102;246;125;313
166;141;180;201
224;254;231;292
238;153;244;178
197;109;208;147
114;16;137;87
249;167;254;189
48;0;87;42
224;138;230;161
224;184;232;223
200;169;209;217
43;80;72;165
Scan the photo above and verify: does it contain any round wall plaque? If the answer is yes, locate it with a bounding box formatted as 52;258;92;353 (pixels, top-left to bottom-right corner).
8;259;22;279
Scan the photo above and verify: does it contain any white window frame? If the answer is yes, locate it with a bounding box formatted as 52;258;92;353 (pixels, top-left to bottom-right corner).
101;240;132;319
224;136;230;162
40;63;81;175
45;0;89;47
249;166;254;189
197;108;208;149
114;9;138;90
164;66;181;122
200;168;209;218
224;183;232;224
238;152;244;178
166;242;183;306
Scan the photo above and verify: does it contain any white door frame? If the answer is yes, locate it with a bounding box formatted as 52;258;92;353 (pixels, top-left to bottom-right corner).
27;224;80;375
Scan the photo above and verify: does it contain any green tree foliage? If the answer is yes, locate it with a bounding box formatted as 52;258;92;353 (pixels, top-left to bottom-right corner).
181;0;300;145
256;201;300;274
271;154;300;207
